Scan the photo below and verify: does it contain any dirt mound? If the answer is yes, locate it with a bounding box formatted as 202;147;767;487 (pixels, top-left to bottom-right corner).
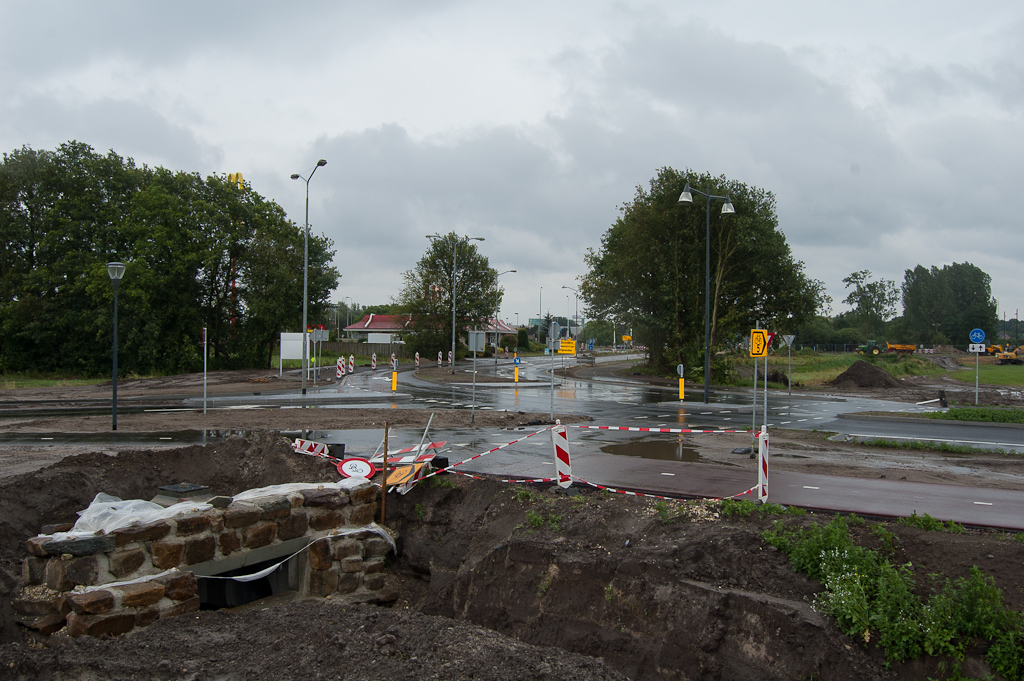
830;360;900;389
1;600;627;681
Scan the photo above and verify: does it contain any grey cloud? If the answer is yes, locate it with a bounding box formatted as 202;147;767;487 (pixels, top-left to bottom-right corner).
0;95;221;172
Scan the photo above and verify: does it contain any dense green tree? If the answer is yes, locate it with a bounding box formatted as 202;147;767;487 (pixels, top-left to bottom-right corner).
580;167;825;374
841;270;899;339
398;233;498;357
902;263;997;344
0;141;338;375
579;319;614;346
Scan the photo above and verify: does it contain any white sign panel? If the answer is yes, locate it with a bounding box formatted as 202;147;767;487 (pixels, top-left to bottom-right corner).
969;343;986;353
279;332;309;361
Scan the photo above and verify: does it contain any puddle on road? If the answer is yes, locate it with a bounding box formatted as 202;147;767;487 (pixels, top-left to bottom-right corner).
600;440;703;462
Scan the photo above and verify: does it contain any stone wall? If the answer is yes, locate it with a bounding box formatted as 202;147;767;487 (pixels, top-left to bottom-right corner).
13;481;389;637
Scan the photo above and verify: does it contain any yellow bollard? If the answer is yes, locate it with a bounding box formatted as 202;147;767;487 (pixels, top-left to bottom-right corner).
514;366;519;383
392;371;397;392
679;377;685;401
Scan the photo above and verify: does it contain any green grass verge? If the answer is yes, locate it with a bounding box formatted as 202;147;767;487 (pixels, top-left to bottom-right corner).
0;375;111;390
948;363;1024;387
857;438;1011;456
927;407;1024;424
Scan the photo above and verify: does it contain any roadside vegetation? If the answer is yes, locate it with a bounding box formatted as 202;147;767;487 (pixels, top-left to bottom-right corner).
950;362;1024;387
856;438;1012;457
764;514;1024;678
927;406;1024;424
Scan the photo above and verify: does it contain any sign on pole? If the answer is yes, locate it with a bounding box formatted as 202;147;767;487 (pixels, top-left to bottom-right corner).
969;328;986;344
969;343;986;353
750;329;769;357
559;339;576;354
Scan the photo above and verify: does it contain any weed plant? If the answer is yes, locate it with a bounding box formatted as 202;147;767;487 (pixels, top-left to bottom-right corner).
719;498;806;519
763;516;1024;676
897;511;965;534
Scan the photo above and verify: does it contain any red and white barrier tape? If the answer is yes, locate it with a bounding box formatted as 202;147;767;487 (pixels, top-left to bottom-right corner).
452;471;560;484
413;425;555;484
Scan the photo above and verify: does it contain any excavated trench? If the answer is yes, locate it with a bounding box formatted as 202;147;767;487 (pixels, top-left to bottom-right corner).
3;435;1014;680
384;477;895;681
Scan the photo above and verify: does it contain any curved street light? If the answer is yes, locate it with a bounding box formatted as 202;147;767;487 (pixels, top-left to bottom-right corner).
678;182;735;404
427;233;485;373
494;270;516;364
106;262;126;430
290;158;327;395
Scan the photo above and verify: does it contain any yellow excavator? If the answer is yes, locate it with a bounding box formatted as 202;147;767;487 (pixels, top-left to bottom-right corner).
994;346;1024;365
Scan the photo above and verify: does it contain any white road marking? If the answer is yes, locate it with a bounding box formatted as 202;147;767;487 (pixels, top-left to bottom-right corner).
660;472;676;476
780;421;791;425
973;501;993;506
40;437;53;440
803;486;820;490
797;419;808;422
159;437;173;440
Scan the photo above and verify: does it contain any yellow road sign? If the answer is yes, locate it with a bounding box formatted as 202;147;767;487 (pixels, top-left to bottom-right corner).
385;463;424;486
559;339;576;354
750;329;769;357
622;335;632;341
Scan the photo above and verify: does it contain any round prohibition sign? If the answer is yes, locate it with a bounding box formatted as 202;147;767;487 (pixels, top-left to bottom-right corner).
336;458;377;479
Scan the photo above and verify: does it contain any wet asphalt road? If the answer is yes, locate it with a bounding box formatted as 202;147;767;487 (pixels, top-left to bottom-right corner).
6;356;1024;529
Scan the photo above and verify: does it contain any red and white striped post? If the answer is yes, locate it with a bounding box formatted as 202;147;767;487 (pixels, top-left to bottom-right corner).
448;350;453;367
415;352;420;368
348;355;354;373
371;353;377;370
551;419;572;489
437;351;442;367
757;425;769;503
336;357;345;378
390;353;396;370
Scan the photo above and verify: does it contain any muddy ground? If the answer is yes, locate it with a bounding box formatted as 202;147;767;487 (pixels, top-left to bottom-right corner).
0;363;1022;679
0;437;1021;680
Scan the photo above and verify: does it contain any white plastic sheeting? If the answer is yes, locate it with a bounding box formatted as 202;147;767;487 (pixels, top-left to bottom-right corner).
47;493;212;540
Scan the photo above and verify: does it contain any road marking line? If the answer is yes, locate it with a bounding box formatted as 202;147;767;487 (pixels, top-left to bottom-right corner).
159;437;173;440
973;501;993;506
803;486;820;489
780;421;791;424
660;472;675;476
40;437;53;440
657;414;671;417
797;418;808;422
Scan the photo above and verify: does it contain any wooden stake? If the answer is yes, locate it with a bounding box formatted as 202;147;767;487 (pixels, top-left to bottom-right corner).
380;421;388;525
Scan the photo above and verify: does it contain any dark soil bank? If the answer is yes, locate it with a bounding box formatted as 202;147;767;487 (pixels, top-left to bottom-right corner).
0;436;1021;680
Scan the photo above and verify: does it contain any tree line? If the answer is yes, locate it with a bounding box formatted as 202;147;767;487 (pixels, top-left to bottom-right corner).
0;141;339;376
798;264;1000;347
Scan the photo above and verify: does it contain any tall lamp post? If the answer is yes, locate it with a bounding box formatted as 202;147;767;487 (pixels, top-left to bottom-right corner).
428;233;485;373
562;285;579;354
290;158;327;395
106;262;126;430
344;296;353;338
678;182;735;404
494;270;516;364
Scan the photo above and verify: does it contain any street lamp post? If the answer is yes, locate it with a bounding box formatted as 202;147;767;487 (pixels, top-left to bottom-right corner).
290;158;327;396
678;182;735;404
106;262;126;430
495;270;516;364
428;233;484;373
562;285;579;355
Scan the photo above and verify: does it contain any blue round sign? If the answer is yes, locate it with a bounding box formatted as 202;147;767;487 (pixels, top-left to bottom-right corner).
513;357;521;365
969;328;986;344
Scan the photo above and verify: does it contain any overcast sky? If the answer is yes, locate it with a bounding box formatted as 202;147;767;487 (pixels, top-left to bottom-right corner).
4;1;1022;333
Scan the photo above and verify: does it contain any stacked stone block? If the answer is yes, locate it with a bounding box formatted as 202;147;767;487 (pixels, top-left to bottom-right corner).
13;481;386;637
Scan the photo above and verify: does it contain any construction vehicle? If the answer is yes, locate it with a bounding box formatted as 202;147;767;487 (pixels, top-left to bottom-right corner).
994;346;1024;365
857;341;917;356
985;345;1005;356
